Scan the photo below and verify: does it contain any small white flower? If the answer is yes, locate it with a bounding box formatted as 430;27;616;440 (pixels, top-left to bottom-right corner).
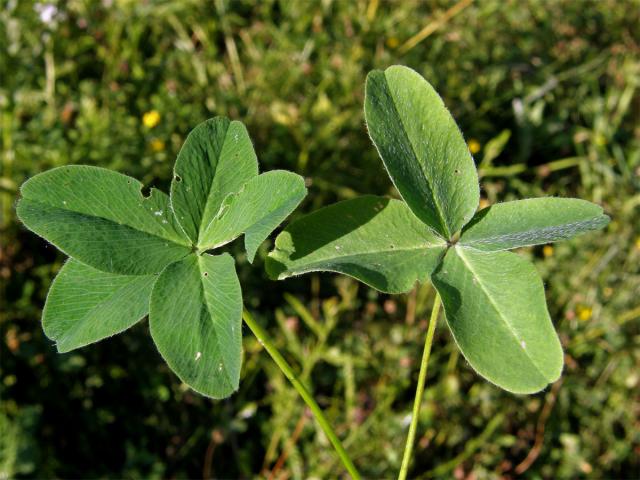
35;3;58;24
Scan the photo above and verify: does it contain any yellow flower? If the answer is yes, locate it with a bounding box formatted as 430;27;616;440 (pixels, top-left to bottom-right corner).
386;37;400;49
468;138;481;155
543;245;554;257
150;138;165;152
594;132;607;147
143;110;161;129
576;305;592;322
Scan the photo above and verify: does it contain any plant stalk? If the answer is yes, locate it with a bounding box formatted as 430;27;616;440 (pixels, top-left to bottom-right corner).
242;309;361;479
398;292;442;480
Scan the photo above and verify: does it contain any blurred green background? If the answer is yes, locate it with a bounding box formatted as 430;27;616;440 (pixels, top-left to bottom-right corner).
1;0;639;478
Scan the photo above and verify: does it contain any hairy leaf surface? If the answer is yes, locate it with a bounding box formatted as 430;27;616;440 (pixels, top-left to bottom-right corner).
17;166;191;275
150;253;242;398
433;247;563;393
198;170;306;262
171;117;259;242
365;65;479;238
266;196;447;293
460;197;610;251
43;259;156;353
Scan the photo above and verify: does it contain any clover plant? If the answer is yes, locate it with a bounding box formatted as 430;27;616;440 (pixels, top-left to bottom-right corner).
16;117;309;398
16;67;610;479
16;117;366;478
268;65;609;477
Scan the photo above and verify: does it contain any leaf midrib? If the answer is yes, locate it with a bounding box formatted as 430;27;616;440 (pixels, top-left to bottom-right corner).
455;246;547;380
380;71;451;239
196;121;232;244
278;242;445;267
198;172;303;250
56;276;149;349
63;173;189;246
461;217;608;248
196;255;234;389
22;196;190;247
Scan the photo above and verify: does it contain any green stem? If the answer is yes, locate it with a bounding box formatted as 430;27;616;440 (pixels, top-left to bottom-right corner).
242;309;361;479
398;292;442;480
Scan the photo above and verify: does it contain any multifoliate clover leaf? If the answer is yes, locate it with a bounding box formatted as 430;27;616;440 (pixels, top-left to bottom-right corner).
17;117;307;398
267;65;609;394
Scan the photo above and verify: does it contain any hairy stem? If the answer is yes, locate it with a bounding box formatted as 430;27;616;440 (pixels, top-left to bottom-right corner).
242;309;361;479
398;292;441;480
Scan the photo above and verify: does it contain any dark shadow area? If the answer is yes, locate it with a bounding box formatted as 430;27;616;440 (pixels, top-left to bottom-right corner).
432;255;463;319
460;205;491;234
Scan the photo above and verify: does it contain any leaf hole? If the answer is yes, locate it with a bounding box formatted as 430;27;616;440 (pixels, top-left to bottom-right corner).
454;169;461;174
174;175;182;182
140;185;153;198
203;272;208;277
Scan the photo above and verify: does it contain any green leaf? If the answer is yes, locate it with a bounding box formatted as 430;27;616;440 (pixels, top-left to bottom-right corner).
149;253;242;398
16;166;191;275
433;247;563;394
364;65;479;239
266;196;447;294
198;170;307;262
460;197;610;251
478;129;511;170
43;259;156;353
171;117;259;243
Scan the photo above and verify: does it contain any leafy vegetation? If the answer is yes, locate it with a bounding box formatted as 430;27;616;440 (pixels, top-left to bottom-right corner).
269;65;608;476
17;118;306;400
1;1;638;478
270;65;608;398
